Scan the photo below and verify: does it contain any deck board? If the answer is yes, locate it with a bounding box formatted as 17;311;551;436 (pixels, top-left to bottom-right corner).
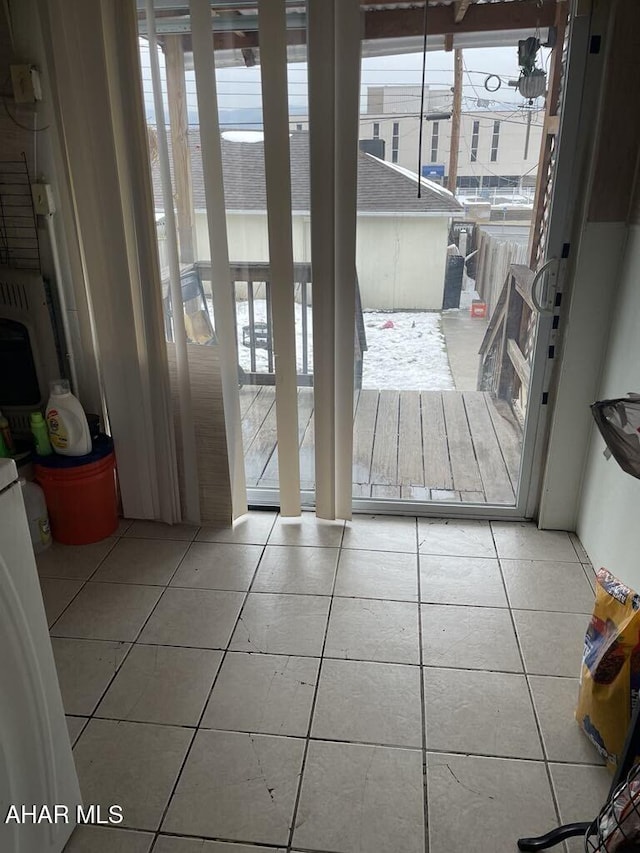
352;389;379;486
261;388;315;487
299;392;316;490
240;387;522;505
421;392;453;489
441;392;483;492
243;392;278;486
370;390;400;485
241;386;276;450
485;394;523;489
463;392;515;504
398;391;424;486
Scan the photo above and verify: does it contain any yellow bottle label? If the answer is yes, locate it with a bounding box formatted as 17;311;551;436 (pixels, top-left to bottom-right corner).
38;517;51;545
47;409;68;449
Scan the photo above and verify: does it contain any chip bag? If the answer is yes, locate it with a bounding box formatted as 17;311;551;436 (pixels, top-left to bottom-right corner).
576;569;640;770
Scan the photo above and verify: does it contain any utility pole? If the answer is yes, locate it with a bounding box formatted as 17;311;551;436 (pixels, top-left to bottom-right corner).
165;34;195;265
447;48;463;193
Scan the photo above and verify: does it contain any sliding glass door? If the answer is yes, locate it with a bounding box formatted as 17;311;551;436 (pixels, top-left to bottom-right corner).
138;0;591;520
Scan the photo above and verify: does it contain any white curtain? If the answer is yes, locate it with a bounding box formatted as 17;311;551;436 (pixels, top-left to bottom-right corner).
308;0;362;520
37;0;204;523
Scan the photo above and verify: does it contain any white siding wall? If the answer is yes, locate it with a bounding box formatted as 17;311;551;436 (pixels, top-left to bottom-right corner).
194;212;449;310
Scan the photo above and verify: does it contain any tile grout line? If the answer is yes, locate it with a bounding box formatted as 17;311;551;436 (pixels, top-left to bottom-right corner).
416;517;430;853
284;520;347;853
148;513;281;850
44;534;122;633
489;520;566;843
65;515;278;847
61;527;206;730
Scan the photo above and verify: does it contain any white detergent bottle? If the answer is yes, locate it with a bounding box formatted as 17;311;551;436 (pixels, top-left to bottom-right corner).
46;379;92;456
20;478;52;553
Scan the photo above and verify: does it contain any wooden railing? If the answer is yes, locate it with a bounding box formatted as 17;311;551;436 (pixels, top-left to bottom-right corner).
477;263;537;425
195;261;367;388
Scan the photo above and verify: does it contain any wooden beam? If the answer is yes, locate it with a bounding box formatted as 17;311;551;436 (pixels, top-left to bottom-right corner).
165;34;195;264
181;0;557;52
363;1;557;40
454;0;473;24
507;338;531;388
444;33;454;52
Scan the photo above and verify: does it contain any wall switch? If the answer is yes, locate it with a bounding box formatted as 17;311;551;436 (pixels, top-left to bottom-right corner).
31;183;55;215
10;64;42;103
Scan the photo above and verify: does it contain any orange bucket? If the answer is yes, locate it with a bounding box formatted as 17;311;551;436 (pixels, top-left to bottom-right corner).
35;449;118;545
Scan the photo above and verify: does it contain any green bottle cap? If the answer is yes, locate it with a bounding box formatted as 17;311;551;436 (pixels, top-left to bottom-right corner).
30;411;45;425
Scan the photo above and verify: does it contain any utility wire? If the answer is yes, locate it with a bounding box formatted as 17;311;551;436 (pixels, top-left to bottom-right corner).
417;0;428;197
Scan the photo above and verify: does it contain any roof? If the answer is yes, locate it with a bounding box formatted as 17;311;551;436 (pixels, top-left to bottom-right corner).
159;129;462;215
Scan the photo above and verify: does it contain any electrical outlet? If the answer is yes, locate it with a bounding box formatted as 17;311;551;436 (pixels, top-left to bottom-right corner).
31;183;55;215
10;64;42;103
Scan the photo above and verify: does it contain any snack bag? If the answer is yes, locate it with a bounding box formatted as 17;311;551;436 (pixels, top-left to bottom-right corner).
576;569;640;770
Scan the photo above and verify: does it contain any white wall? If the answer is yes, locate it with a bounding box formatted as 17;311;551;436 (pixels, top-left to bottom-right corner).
194;211;449;310
539;222;628;530
575;223;640;590
355;216;449;310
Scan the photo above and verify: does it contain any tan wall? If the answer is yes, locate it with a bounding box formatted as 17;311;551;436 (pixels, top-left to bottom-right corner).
194;211;448;310
355;216;449;310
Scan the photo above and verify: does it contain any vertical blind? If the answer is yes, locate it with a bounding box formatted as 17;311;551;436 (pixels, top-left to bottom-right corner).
40;0;362;522
309;0;362;520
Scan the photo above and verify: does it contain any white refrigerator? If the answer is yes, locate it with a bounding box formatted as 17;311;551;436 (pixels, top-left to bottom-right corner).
0;458;81;852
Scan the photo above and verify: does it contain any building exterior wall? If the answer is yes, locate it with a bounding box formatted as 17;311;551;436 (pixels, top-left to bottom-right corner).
194;211;449;310
359;111;542;190
292;84;542;192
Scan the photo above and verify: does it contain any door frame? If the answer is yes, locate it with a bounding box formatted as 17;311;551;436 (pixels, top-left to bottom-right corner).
350;0;602;520
247;0;605;520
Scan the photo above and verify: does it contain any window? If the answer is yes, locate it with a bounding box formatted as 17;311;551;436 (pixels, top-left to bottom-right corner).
470;120;480;162
392;121;399;163
373;122;380;139
430;122;439;163
481;175;519;189
457;175;481;190
490;120;500;162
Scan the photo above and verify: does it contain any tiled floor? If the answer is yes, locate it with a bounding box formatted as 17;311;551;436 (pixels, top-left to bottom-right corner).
37;513;611;853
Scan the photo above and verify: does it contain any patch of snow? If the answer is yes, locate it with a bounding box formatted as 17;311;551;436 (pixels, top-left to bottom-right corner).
217;299;454;391
360;311;454;390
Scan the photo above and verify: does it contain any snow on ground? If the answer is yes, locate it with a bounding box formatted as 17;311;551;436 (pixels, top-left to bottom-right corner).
216;299;455;391
360;311;453;390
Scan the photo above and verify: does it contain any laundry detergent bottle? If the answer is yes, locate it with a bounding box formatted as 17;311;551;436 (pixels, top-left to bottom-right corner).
46;379;92;456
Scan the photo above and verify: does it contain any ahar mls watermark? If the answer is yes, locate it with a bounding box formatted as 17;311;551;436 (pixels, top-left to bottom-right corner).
5;805;124;825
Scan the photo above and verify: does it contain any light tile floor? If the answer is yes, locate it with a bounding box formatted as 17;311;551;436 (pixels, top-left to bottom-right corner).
37;513;611;853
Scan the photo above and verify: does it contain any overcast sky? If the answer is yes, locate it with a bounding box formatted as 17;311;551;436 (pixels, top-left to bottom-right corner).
139;43;549;124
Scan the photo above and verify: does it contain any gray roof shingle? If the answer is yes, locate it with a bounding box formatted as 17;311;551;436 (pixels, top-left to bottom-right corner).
157;129;461;215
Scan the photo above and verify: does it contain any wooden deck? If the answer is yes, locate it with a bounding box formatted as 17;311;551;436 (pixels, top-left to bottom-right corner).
240;387;523;504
